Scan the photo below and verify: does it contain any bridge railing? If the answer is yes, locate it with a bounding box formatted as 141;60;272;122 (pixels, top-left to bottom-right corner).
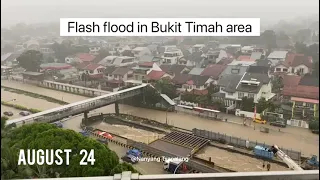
10;87;144;126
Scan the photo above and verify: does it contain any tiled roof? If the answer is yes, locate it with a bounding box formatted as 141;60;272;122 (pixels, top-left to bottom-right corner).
171;73;192;85
200;64;226;79
139;62;154;67
186;75;210;86
112;67;130;76
76;53;96;62
281;54;313;68
82;64;104;71
160;64;188;75
282;85;319;100
146;70;166;80
237;55;253;62
105;66;117;74
282;75;301;87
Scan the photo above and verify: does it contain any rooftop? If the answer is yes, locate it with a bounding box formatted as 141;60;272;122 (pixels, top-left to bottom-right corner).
267;51;288;59
146;70;166;80
200;64;226;79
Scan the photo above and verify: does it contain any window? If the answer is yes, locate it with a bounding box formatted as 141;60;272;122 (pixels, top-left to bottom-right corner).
228;93;233;96
248;93;254;98
275;68;281;72
283;68;288;72
238;92;244;98
89;70;94;74
196;85;200;89
134;75;139;80
220;87;225;91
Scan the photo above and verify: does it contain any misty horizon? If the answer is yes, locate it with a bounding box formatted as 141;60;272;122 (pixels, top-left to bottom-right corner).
1;0;319;28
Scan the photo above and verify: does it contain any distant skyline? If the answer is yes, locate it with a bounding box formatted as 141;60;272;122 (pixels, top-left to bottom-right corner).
1;0;319;27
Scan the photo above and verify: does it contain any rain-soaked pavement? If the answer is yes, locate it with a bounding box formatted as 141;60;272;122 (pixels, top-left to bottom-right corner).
2;80;319;157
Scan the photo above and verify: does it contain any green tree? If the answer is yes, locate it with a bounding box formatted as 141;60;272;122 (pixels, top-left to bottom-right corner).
2;123;137;178
154;79;177;99
241;97;254;112
94;49;110;62
309;120;319;131
256;98;268;113
16;50;43;72
271;75;284;93
260;30;277;51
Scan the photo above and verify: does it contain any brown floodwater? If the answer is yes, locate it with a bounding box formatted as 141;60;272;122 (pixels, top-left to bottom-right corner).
2;80;319;157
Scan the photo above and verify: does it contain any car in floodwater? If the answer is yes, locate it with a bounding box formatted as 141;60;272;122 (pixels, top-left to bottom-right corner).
3;111;13;116
253;118;267;124
270;121;286;128
19;111;30;116
121;154;138;164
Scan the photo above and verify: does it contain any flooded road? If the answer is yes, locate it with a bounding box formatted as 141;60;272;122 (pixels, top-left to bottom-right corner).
196;146;289;172
1;89;61;110
60;115;165;174
2;80;319;157
1;105;22;120
93;122;165;144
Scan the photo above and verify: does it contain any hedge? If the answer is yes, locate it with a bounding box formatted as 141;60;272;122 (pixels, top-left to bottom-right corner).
1;101;41;114
1;86;68;105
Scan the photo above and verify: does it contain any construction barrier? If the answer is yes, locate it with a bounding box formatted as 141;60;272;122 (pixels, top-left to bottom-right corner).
81;126;217;173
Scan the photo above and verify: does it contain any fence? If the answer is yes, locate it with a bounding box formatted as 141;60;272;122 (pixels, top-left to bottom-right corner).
126;139;220;173
192;128;302;161
175;106;223;120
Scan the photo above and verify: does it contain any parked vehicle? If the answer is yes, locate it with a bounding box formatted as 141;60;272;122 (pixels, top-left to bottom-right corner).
311;130;319;134
79;131;90;137
270;121;286;128
126;149;142;158
121;154;138;164
253;145;274;160
163;159;187;174
52;122;63;128
302;155;319;170
3;111;13;116
19;111;30;116
253;118;267;124
98;138;108;145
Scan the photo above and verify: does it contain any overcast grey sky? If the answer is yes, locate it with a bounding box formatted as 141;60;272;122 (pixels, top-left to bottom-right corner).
1;0;319;27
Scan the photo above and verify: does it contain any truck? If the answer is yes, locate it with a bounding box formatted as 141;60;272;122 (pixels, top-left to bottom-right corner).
163;159;188;174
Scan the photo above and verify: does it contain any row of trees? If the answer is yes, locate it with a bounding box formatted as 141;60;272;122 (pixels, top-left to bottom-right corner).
1;118;138;179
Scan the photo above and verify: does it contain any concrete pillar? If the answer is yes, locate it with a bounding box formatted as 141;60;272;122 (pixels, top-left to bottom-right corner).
115;101;120;116
83;111;89;125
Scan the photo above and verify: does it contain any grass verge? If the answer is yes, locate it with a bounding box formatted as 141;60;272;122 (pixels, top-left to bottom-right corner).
1;86;69;105
1;101;42;113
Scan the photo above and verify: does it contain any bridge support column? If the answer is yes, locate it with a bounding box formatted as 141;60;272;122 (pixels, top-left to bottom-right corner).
115;101;119;116
82;111;89;125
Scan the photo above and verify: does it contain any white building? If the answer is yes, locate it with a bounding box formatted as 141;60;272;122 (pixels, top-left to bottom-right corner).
267;51;288;66
131;47;151;59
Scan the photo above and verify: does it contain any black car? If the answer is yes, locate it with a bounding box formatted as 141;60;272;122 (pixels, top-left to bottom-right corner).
98;138;108;145
3;111;13;116
311;130;319;134
121;155;138;164
270;121;286;128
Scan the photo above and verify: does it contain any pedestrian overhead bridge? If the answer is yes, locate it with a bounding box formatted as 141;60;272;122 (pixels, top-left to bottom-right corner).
7;84;154;126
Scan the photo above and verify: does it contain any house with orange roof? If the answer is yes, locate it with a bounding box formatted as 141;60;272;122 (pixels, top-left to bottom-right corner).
273;53;313;75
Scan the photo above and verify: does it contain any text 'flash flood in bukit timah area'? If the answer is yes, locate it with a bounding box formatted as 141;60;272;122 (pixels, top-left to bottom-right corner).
0;0;319;179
